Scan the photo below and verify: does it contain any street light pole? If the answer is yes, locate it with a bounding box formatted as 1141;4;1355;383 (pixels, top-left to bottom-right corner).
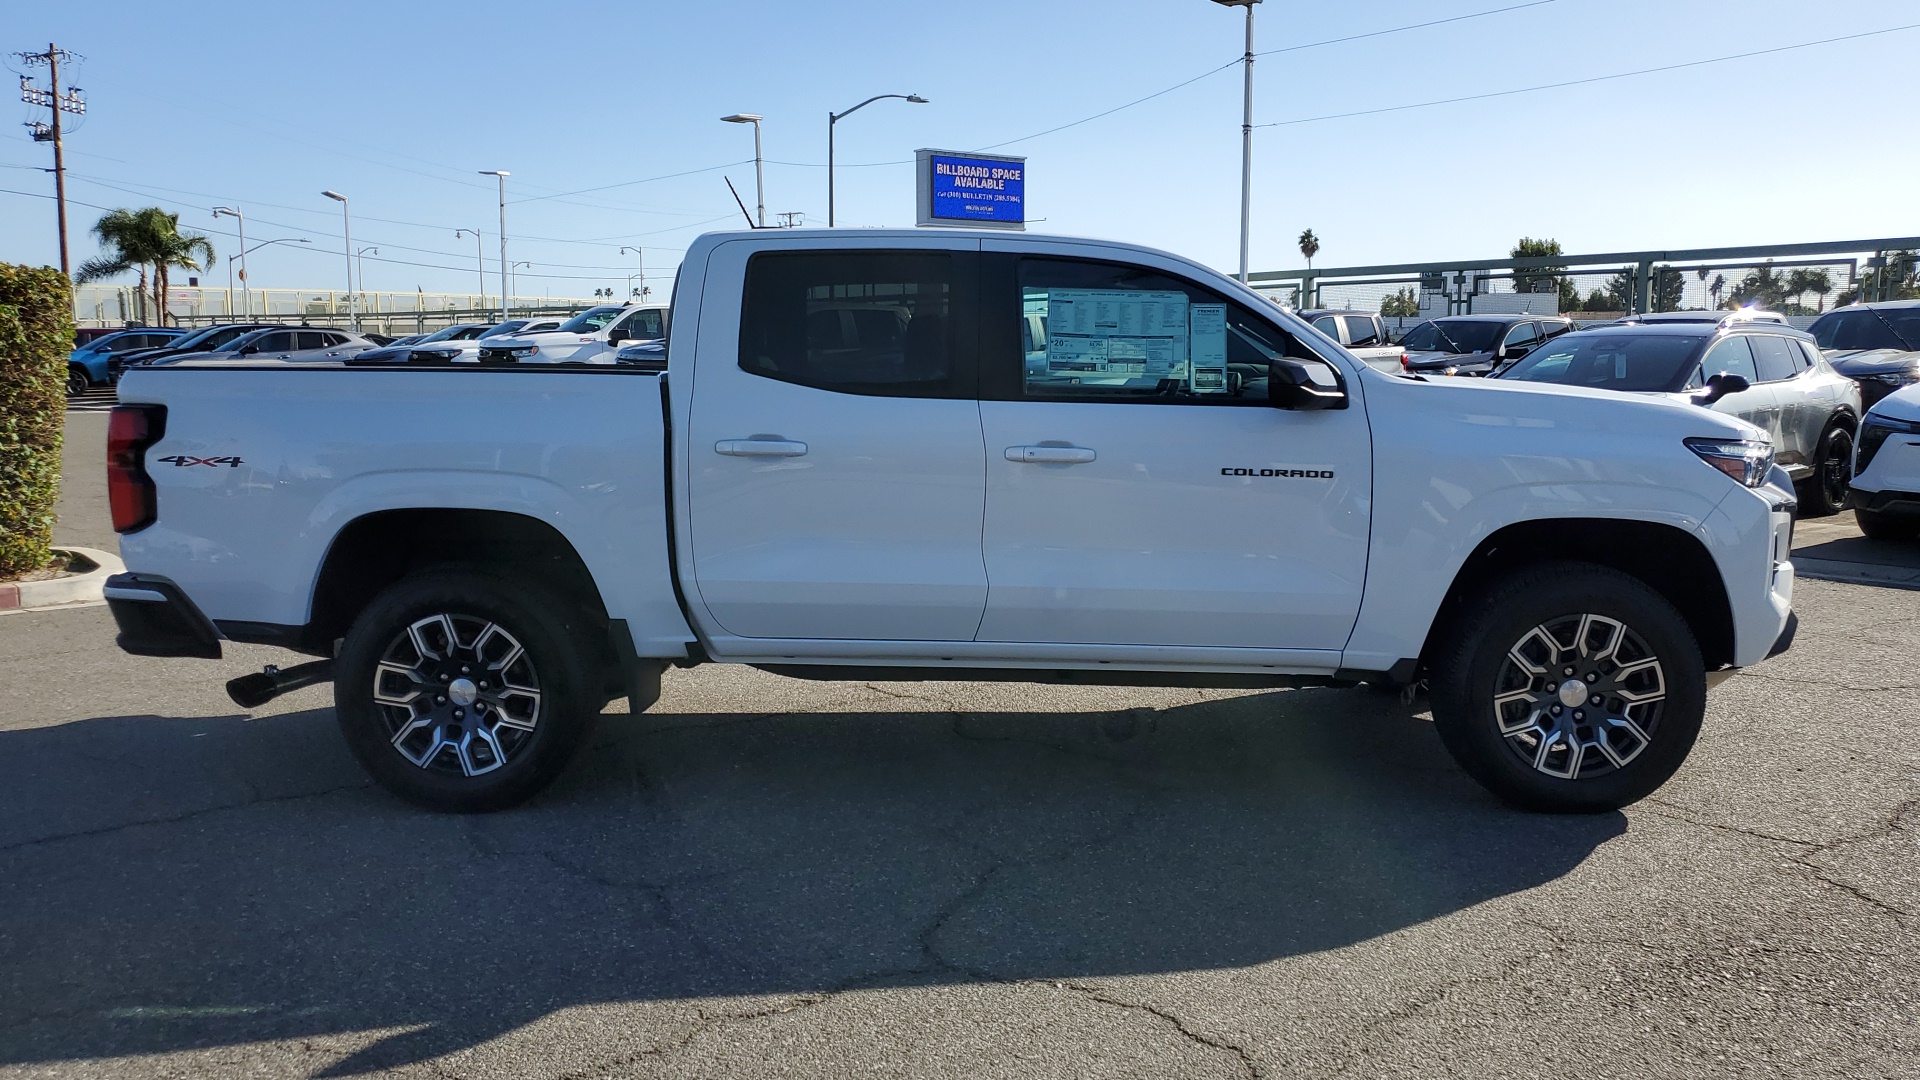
455;229;485;312
479;170;510;320
1211;0;1260;283
620;245;645;301
827;93;928;227
212;207;247;317
511;261;530;304
225;238;310;322
320;190;356;329
720;114;765;227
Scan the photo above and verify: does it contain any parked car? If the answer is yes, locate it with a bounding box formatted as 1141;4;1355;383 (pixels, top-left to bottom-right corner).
612;339;667;371
108;323;284;378
1806;301;1920;409
1299;309;1407;373
477;303;667;364
1495;322;1862;514
1850;382;1920;541
1400;315;1575;376
151;327;379;366
107;227;1796;815
345;323;495;365
68;328;187;394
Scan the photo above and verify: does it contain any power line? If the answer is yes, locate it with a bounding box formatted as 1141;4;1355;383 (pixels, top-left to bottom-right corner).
1258;21;1920;128
1254;0;1559;58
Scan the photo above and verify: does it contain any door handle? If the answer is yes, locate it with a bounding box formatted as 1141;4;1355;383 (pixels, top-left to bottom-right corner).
1005;445;1096;464
715;439;808;458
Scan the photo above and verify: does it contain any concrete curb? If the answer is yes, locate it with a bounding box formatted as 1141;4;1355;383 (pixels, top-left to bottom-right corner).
1794;556;1920;591
0;547;125;612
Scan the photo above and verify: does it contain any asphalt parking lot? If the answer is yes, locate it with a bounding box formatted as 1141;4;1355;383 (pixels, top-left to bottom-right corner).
2;413;1916;1079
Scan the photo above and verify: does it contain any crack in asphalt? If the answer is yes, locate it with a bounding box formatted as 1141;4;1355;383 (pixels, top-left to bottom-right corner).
1639;797;1821;848
1055;980;1261;1078
0;781;371;855
546;994;832;1080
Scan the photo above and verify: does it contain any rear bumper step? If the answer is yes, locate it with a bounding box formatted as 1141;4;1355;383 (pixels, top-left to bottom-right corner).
104;573;222;659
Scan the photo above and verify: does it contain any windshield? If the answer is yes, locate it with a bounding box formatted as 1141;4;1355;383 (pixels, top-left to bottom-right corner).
1498;333;1702;392
556;306;624;334
479;321;528;338
215;330;268;353
163;326;228;350
415;325;472;343
1813;308;1920;351
1400;320;1502;354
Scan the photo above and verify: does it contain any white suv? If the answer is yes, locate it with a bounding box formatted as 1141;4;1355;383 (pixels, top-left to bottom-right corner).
1852;382;1920;541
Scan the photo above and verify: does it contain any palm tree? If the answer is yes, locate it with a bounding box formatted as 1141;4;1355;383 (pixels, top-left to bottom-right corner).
1298;228;1320;269
1695;267;1709;311
72;207;213;326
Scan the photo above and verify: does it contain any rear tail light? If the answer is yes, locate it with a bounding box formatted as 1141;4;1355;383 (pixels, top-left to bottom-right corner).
1400;354;1410;370
107;404;166;533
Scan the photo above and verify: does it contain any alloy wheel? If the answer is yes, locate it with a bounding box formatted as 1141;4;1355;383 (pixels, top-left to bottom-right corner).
1820;428;1852;511
1491;613;1666;780
372;613;542;776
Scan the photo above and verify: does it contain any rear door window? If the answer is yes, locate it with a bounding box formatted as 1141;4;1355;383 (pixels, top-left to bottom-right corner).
618;308;664;339
1748;335;1800;382
1700;335;1758;383
1342;315;1381;346
295;331;330;351
738;250;970;398
1310;315;1342;341
251;331;295;353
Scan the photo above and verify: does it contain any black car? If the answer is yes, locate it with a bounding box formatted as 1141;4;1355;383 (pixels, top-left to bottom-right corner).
1806;301;1920;408
107;323;285;378
1399;315;1576;376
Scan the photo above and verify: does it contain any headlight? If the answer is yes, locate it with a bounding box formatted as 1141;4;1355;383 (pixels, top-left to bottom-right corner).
1857;415;1920;475
1868;368;1920;386
412;347;460;361
508;345;539;357
1685;438;1775;488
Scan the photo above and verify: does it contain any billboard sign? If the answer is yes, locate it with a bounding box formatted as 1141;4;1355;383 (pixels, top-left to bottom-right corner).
916;149;1025;230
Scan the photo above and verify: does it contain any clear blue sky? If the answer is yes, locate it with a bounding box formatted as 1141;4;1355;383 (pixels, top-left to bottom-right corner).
4;0;1915;297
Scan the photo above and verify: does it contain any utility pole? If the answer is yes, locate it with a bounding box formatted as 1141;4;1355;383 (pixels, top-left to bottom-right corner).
1208;1;1260;283
17;44;84;277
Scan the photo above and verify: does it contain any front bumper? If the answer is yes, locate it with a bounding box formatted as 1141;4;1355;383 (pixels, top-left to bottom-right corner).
104;573;223;659
1853;489;1920;520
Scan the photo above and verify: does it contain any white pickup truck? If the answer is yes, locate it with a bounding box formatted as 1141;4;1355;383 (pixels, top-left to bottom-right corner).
105;229;1798;814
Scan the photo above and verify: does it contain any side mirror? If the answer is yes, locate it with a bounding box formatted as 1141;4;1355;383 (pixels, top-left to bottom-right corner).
1267;358;1348;411
238;344;259;356
1693;371;1750;405
606;327;629;344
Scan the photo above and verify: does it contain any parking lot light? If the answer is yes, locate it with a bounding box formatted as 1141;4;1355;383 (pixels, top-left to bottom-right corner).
320;191;356;330
721;114;766;228
827;94;927;227
479;171;510;321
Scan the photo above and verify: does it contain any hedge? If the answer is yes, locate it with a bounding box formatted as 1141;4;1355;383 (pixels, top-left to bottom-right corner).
0;263;71;577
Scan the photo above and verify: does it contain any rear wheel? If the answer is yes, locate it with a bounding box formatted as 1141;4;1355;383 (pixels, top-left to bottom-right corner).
334;567;600;812
1798;422;1853;517
1855;506;1920;543
1429;563;1706;813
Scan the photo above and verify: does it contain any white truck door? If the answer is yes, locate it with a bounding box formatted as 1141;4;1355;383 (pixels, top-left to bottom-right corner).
686;244;988;641
974;250;1372;650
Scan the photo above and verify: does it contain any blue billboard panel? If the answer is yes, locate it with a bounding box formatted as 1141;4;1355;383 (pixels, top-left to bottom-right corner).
929;154;1024;225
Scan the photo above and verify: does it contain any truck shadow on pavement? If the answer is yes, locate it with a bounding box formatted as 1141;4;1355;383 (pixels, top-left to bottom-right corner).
0;686;1623;1075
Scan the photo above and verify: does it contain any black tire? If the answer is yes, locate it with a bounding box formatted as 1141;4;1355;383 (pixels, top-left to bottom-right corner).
66;366;90;397
1855;506;1920;543
1797;421;1854;517
334;567;601;812
1429;562;1706;813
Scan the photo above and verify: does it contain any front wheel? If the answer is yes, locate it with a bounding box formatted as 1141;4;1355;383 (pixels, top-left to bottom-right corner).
1429;563;1706;813
334;567;600;812
66;366;90;397
1798;422;1853;517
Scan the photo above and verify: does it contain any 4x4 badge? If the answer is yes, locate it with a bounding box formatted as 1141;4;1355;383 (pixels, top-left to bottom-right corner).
157;455;244;468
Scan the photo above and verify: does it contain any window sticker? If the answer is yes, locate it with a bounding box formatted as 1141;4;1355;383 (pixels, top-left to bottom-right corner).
1189;304;1228;393
1043;289;1190;384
